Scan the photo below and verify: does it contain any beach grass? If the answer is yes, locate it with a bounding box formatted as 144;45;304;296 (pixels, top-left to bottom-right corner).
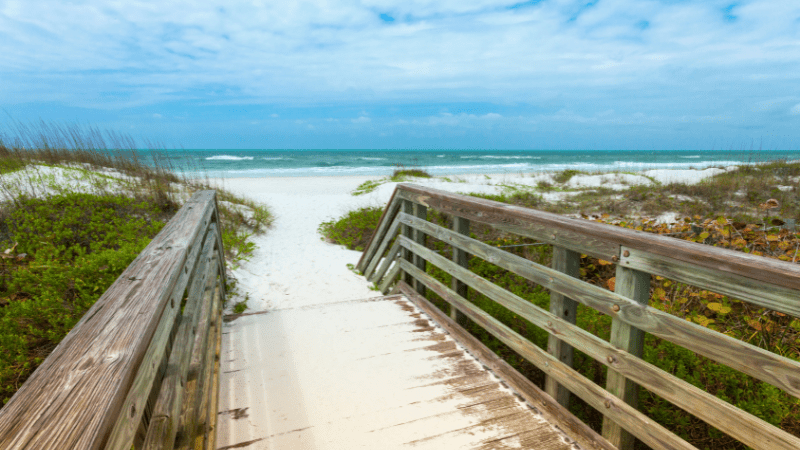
320;161;800;449
0;121;273;406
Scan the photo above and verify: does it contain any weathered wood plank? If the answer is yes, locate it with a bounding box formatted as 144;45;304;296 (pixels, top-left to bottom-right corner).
393;282;616;450
0;191;217;450
451;216;470;325
395;183;800;291
396;185;620;260
545;246;580;408
363;216;401;280
379;258;402;294
356;191;401;271
396;215;800;399
621;246;800;318
203;283;224;450
398;235;800;450
412;202;428;295
602;265;650;450
141;226;219;450
399;260;698;450
401;199;414;286
175;259;218;449
369;238;401;284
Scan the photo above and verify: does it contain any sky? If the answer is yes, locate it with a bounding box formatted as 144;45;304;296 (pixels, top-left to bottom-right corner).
1;0;799;150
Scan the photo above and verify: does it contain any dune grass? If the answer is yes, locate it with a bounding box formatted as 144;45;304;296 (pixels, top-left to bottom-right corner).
320;161;800;449
0;120;272;406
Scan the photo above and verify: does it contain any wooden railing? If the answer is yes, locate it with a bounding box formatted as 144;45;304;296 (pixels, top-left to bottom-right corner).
358;183;800;450
0;190;227;450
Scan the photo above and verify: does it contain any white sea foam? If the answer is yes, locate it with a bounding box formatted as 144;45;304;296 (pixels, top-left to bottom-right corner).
206;155;255;161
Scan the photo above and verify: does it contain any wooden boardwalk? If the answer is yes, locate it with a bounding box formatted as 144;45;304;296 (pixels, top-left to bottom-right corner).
215;293;577;450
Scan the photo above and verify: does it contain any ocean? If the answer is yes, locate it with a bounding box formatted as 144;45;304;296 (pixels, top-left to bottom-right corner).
151;149;800;178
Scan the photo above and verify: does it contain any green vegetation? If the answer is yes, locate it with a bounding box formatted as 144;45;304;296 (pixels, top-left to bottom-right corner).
390;167;432;181
318;206;383;251
320;160;800;449
0;120;273;405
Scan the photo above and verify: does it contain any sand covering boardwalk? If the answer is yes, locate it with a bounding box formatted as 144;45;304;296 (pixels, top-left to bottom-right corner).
216;293;578;449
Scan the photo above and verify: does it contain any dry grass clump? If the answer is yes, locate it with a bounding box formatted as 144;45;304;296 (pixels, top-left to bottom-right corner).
0;119;273;405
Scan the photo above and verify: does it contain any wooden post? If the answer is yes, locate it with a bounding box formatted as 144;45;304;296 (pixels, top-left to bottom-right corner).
545;246;580;407
412;202;428;295
602;265;650;450
401;200;414;286
451;216;470;326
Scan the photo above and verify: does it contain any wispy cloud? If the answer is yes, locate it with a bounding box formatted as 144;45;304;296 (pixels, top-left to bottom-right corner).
0;0;798;148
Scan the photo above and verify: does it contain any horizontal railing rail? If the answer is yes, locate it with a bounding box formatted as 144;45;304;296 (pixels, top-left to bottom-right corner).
0;190;227;450
359;183;800;450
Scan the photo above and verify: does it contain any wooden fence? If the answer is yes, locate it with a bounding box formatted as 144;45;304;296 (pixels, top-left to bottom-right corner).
0;190;227;450
357;183;800;450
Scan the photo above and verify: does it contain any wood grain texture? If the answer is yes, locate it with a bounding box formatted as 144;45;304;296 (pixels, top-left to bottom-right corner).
545;246;580;408
141;228;219;450
203;283;224;450
393;282;616;450
379;258;402;294
369;238;401;284
394;183;800;291
356;191;400;271
401;199;414;286
363;216;401;280
396;186;620;260
399;260;697;450
175;260;219;449
0;191;217;450
602;266;651;450
396;236;800;450
396;214;800;399
451;216;470;325
620;246;800;317
412;202;428;295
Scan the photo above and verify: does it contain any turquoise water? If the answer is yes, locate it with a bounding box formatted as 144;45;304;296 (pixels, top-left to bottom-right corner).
145;149;800;178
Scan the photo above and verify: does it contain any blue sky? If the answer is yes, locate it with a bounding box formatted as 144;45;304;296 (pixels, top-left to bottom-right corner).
1;0;799;150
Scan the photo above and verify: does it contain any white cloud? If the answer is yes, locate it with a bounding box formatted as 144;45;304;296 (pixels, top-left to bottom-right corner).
791;104;800;115
152;113;162;118
0;0;798;148
270;113;279;118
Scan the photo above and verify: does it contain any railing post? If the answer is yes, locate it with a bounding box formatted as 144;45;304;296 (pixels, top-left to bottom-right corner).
545;246;580;407
401;199;414;286
451;216;469;326
602;264;650;450
412;202;428;295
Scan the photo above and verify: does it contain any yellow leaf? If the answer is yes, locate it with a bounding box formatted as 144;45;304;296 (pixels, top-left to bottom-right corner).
597;259;612;266
766;234;781;242
747;320;763;331
699;231;710;240
663;280;672;288
707;302;722;311
607;277;616;291
653;287;666;300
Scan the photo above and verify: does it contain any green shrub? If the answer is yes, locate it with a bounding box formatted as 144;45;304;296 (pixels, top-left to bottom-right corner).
318;206;383;251
0;193;172;404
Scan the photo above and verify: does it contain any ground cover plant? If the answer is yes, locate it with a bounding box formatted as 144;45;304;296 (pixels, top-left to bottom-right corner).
0;121;273;406
321;161;800;449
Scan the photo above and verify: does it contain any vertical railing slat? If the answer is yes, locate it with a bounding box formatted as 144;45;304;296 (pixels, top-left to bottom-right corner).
412;203;428;295
545;246;581;407
451;216;470;326
601;265;651;450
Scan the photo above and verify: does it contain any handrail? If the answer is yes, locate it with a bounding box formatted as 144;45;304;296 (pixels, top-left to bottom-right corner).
361;183;800;450
0;190;227;450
